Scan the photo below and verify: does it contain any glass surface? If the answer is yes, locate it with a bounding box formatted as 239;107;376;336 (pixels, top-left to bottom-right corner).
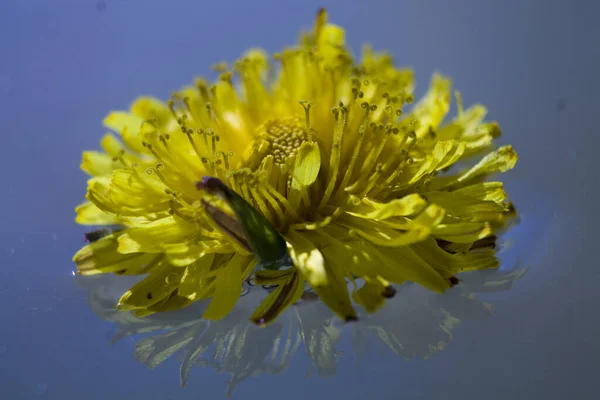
1;1;598;399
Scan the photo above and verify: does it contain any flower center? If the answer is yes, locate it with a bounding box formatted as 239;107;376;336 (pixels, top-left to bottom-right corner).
248;116;309;167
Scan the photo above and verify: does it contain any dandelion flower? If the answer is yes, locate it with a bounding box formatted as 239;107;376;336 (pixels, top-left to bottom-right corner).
73;9;518;325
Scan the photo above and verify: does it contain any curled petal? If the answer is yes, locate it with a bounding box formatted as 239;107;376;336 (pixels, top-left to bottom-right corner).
251;270;305;326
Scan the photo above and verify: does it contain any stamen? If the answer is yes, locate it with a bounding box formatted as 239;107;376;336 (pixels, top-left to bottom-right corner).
258;185;287;224
194;78;210;101
360;163;384;197
219;71;233;85
167;99;178;118
147;163;174;191
455;91;464;118
211;62;228;73
318;104;346;209
143;142;167;166
334;122;367;202
357;122;390;180
168;199;194;221
313;8;327;43
298;101;313;142
290;215;332;231
385;152;412;187
185;129;204;164
402;92;415;104
200;128;211;150
112;149;129;168
249;184;275;224
238;174;255;206
211;133;219;158
263;181;301;221
158;134;170;149
217;151;234;170
182;96;203;122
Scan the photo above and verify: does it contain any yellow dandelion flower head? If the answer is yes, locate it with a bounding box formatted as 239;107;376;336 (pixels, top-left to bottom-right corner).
73;9;518;325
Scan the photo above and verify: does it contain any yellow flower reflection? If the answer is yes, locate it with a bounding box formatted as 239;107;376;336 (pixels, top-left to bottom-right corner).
73;9;518;324
77;267;525;397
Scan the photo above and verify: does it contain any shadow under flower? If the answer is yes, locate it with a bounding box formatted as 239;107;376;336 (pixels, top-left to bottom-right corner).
76;266;526;397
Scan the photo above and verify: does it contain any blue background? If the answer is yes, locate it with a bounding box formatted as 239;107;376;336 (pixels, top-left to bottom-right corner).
1;0;598;399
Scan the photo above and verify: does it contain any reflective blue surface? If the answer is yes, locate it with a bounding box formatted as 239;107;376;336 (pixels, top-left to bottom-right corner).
1;1;598;399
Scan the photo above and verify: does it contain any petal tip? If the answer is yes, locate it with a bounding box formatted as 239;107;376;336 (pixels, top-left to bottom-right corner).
382;286;397;298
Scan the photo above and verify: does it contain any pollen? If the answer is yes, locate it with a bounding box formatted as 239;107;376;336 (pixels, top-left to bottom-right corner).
258;116;310;164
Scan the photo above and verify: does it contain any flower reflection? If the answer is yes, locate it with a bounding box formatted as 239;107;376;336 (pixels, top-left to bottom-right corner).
77;266;525;397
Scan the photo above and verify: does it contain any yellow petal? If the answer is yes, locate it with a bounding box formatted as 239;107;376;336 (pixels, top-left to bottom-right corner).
202;253;249;320
452;182;507;203
413;203;450;225
411;238;499;276
318;227;390;278
291;141;321;189
115;254;163;276
343;204;446;247
178;253;215;299
165;240;233;267
313;9;346;68
73;234;159;276
108;169;170;210
409;140;455;184
285;230;327;287
130;96;171;126
456;145;518;183
238;49;271;123
212;81;249;141
399;73;451;138
117;216;198;254
104;111;144;135
84;176;120;217
118;261;184;310
320;225;449;292
348;194;426;219
433;222;492;243
308;268;357;322
81;151;115;176
422;190;507;217
254;268;296;285
437;141;467;170
291;230;357;321
313;8;328;42
250;270;305;326
100;133;125;157
75;202;120;225
367;243;450;293
146;292;194;313
436;104;488;140
103;111;147;153
352;279;391;313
